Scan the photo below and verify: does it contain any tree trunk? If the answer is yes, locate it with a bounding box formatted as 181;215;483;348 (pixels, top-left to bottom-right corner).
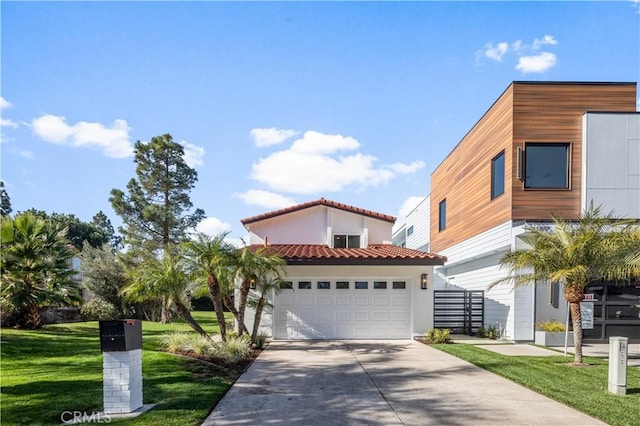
20;303;43;329
223;295;249;335
174;302;210;339
160;296;170;324
565;283;585;365
237;278;251;336
208;275;227;341
251;296;266;343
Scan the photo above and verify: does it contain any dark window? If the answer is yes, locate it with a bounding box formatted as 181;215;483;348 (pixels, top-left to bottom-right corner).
407;226;414;236
333;234;361;248
392;281;406;289
550;282;560;309
438;199;446;231
355;281;368;290
336;281;349;289
374;281;387;289
524;143;570;189
298;281;311;289
281;281;293;290
317;281;330;290
491;151;505;199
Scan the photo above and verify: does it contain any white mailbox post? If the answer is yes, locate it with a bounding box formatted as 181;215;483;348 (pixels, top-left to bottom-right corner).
608;336;628;395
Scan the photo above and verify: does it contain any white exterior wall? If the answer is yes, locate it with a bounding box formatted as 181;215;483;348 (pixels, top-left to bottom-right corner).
243;265;435;338
405;196;430;251
246;205;393;246
434;221;535;340
582;113;640;218
102;350;143;414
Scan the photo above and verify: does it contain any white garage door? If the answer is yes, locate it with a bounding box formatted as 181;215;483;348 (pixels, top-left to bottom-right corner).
273;279;410;339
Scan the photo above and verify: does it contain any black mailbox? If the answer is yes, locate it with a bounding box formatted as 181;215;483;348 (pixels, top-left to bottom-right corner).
99;320;142;352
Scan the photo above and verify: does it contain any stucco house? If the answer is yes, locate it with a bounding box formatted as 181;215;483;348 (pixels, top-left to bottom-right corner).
239;198;446;340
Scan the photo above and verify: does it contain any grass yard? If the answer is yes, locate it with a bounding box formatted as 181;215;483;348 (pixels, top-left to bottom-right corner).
434;343;640;426
1;312;235;426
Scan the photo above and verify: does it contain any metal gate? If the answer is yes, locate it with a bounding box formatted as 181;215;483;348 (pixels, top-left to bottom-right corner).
433;290;484;335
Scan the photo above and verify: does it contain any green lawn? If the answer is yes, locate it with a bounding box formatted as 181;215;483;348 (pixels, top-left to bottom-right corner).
434;343;640;426
1;312;233;426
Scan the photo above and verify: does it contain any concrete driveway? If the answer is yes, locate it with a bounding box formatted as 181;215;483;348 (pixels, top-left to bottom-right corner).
203;340;605;425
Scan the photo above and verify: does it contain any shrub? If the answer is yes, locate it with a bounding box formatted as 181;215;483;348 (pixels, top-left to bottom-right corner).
215;335;252;363
536;320;565;332
253;332;269;349
162;332;193;353
485;325;501;340
80;299;119;321
190;336;215;357
425;328;452;344
475;326;486;338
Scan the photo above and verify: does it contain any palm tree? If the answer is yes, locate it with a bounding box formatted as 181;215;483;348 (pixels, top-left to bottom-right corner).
233;247;285;336
491;204;640;364
249;275;287;343
121;250;209;338
183;233;235;341
1;213;81;328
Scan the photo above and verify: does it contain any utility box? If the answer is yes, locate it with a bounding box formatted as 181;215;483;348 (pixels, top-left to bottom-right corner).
99;320;143;414
100;320;142;352
608;336;628;395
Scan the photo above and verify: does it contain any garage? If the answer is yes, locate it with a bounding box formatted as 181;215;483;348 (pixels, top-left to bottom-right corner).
273;278;411;339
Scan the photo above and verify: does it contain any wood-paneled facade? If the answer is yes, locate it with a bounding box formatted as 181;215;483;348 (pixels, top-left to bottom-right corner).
431;82;637;252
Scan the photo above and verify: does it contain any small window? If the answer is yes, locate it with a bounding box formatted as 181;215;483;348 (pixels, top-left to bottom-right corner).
438;199;446;231
407;226;414;236
317;281;330;290
491;151;505;199
550;281;560;309
281;281;293;290
298;281;312;290
524;143;570;189
374;281;387;289
336;281;349;289
355;281;368;290
392;281;406;289
333;234;361;248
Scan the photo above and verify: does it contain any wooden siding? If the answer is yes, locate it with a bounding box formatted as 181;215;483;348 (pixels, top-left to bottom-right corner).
431;85;514;252
431;82;637;253
511;83;637;220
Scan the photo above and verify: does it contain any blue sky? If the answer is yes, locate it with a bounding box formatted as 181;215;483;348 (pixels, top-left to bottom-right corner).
2;1;639;243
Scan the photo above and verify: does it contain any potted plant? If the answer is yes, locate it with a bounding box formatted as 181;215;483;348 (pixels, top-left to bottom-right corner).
534;320;573;347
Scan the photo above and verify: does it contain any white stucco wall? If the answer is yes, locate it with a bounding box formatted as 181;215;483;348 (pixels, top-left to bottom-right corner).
246;204;393;246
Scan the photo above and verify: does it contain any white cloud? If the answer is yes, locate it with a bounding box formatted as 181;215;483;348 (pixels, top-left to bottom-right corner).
250;127;299;147
235;189;297;210
483;42;509;61
0;97;13;110
387;161;425;174
289;130;360;154
532;35;557;50
180;141;205;168
516;52;557;73
478;35;558;74
1;118;18;128
32;114;133;158
249;130;422;194
196;217;232;237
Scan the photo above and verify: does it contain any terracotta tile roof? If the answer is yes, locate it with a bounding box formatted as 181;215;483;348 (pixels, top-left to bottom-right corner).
241;198;396;225
248;244;446;266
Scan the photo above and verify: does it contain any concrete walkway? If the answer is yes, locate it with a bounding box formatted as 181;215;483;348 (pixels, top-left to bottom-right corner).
203;340;605;425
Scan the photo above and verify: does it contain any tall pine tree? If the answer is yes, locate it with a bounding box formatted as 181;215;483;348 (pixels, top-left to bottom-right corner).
110;134;205;322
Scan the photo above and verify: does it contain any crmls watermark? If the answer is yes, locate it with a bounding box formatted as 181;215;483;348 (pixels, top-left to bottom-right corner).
61;411;112;424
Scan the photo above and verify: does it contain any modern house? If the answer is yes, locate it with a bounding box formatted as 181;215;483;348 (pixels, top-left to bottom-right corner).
424;81;640;341
239;198;446;340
